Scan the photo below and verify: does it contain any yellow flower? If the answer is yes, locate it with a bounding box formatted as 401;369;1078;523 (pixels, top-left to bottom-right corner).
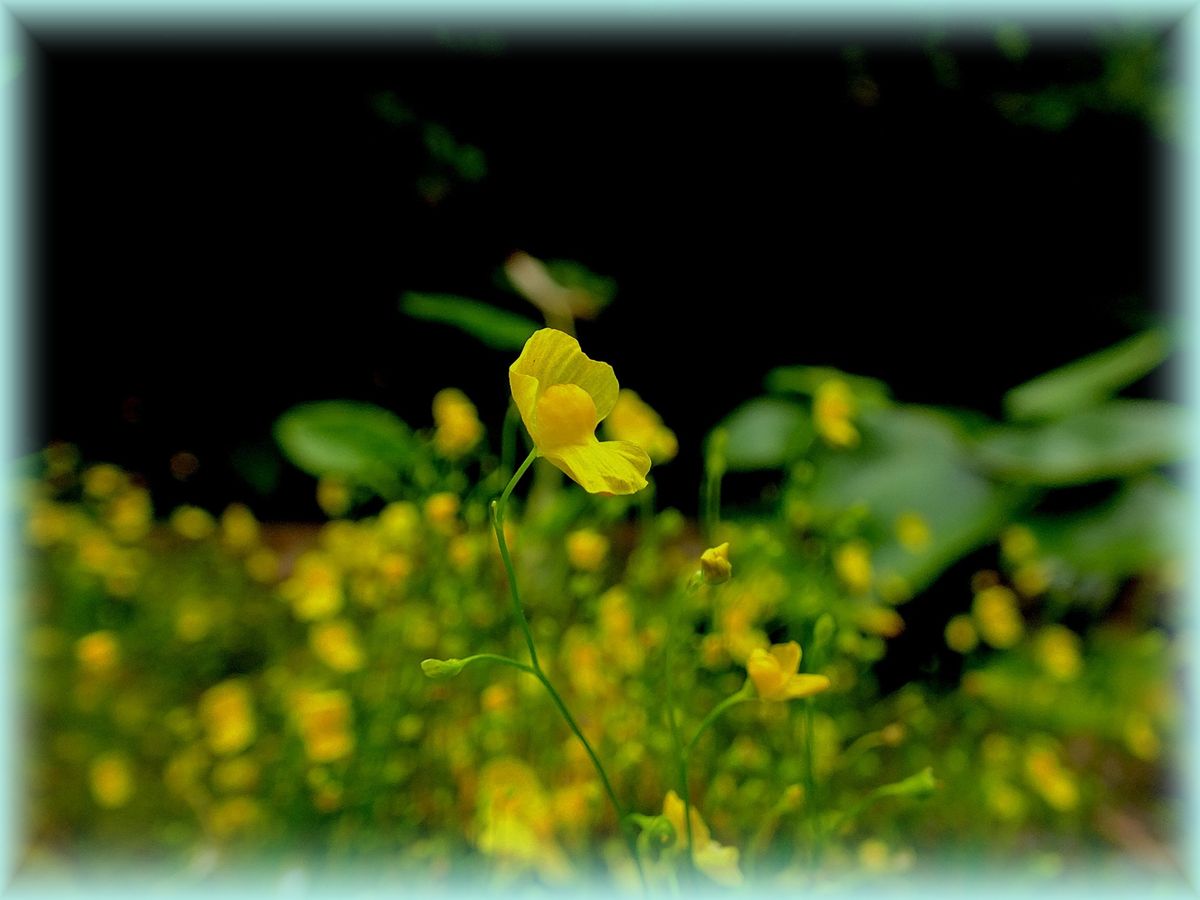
295;690;354;762
700;543;732;585
834;540;873;594
83;464;126;499
565;529;609;572
972;585;1024;649
432;388;484;458
813;379;859;448
602;389;678;463
106;488;153;542
310;620;365;673
171;505;215;540
220;503;260;553
662;790;743;887
316;476;352;518
281;552;343;620
747;642;831;701
199;679;256;756
89;752;133;808
424;492;460;534
1035;625;1082;682
895;511;932;552
76;631;120;676
944;614;978;654
509;328;650;495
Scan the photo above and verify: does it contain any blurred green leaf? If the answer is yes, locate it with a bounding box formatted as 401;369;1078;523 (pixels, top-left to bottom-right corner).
401;293;539;350
274;401;413;488
544;260;617;312
765;365;891;406
805;406;1024;599
1024;476;1185;579
974;400;1185;486
712;397;813;471
1003;329;1170;422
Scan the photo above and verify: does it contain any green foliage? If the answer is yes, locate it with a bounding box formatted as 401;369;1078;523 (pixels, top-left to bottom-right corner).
974;400;1185;486
765;365;891;406
713;397;813;471
804;406;1022;598
401;292;540;350
1003;329;1170;422
273;401;413;489
543;259;617;313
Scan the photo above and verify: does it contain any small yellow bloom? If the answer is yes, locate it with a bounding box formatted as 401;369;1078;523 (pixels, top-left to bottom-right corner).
175;598;213;643
566;529;609;572
212;756;260;793
89;752;133;808
220;503;260;553
106;488;153;542
1035;625;1082;682
835;540;873;594
813;379;859;448
973;585;1024;649
510;328;650;495
1024;745;1079;812
746;642;831;701
316;476;352;518
171;505;215;541
83;464;126;499
602;389;678;463
424;492;460;534
295;690;354;763
700;543;733;585
432;388;484;458
662;790;743;887
895;511;932;552
309;620;365;673
1001;525;1038;563
944;614;978;654
378;501;421;546
76;631;120;675
199;679;256;756
281;552;343;620
855;605;905;638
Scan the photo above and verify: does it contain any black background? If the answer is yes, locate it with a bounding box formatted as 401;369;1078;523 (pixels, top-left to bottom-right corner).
31;29;1165;519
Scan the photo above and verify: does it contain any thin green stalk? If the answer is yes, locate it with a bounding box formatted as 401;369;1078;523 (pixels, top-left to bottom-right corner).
459;653;536;675
685;682;754;758
501;400;519;478
491;449;645;889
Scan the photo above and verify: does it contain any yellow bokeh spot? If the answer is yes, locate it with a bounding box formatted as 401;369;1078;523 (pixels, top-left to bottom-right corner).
972;585;1024;649
944;615;978;654
199;679;256;756
89;753;134;808
814;380;859;448
432;388;484;459
1035;625;1082;682
310;620;365;673
835;540;873;594
171;505;215;541
565;529;609;572
895;511;932;552
76;631;120;675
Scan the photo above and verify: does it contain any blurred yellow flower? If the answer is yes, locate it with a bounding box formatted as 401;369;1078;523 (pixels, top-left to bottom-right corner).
83;464;125;499
89;752;133;808
26;500;75;547
199;679;256;756
212;756;260;793
220;503;260;553
208;796;262;838
310;620;365;673
379;501;421;546
602;389;678;464
424;493;460;534
1024;744;1079;812
76;631;120;676
700;543;733;585
565;529;609;572
1000;525;1038;563
855;605;905;638
895;511;931;552
316;476;352;518
509;328;650;495
1035;625;1082;682
175;598;213;643
944;614;978;654
813;379;859;448
834;540;873;594
432;388;484;458
171;505;215;541
106;487;153;542
295;690;355;763
476;758;571;882
747;642;831;701
662;790;743;887
281;552;343;620
972;585;1024;649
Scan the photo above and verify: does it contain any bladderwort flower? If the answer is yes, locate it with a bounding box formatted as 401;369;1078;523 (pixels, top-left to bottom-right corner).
746;641;831;702
509;328;651;495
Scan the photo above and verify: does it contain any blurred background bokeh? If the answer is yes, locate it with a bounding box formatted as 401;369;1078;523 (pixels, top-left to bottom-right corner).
18;22;1188;891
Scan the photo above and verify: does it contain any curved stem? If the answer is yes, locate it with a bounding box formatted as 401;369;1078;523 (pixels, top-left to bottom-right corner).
460;653;536;676
685;682;755;759
491;449;540;669
491;448;645;889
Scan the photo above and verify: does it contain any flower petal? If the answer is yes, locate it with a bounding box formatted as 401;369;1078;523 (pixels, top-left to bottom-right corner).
543;440;650;496
769;641;801;677
784;673;831;700
509;329;620;443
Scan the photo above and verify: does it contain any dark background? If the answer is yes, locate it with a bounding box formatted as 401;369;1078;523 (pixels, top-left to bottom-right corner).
31;29;1166;519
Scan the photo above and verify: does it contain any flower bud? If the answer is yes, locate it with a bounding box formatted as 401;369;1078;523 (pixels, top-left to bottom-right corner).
420;658;466;680
699;542;732;585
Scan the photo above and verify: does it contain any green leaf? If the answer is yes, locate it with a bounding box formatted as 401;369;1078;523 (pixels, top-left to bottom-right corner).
274;402;413;488
974;400;1185;486
805;406;1024;599
1003;329;1170;422
543;259;617;312
1024;476;1185;579
765;365;891;406
712;397;813;471
401;293;539;350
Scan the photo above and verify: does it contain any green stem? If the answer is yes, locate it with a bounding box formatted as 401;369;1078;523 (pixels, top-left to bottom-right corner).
685;682;755;758
501;401;519;478
491;448;645;889
460;653;536;675
491;449;540;670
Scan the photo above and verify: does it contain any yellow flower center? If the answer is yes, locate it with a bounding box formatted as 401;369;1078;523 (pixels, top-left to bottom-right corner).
535;384;597;450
